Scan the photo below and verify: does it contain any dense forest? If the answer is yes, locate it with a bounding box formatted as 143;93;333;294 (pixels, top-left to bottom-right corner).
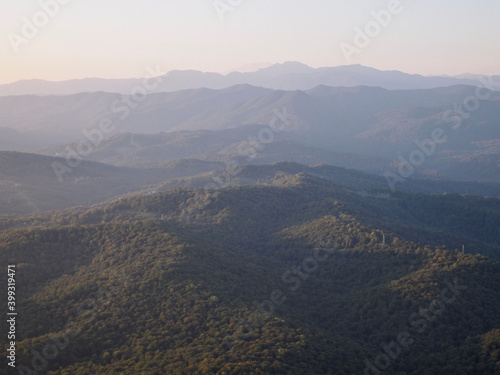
1;170;499;374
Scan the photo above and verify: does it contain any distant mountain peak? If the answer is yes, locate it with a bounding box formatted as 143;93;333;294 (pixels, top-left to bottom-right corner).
260;61;315;74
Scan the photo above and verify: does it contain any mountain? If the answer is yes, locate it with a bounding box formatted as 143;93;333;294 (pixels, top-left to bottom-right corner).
6;84;493;183
0;77;140;97
38;127;396;176
2;150;500;221
4;84;499;146
168;162;500;200
0;151;224;214
2;84;497;139
1;171;499;374
0;63;491;96
0;85;272;145
1;83;499;183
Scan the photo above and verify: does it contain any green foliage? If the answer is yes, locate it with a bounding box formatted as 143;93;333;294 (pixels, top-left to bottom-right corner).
1;174;499;374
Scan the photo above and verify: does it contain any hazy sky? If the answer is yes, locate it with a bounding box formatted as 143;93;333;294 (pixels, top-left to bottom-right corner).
1;0;499;84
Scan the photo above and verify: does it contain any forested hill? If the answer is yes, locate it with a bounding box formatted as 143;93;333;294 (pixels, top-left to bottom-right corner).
2;151;500;216
1;172;499;374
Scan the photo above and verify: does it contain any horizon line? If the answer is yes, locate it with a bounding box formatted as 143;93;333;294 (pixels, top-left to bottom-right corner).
2;62;498;85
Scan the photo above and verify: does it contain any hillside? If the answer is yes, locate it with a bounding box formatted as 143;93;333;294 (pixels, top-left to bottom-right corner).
1;83;498;182
2;152;500;216
0;172;499;374
0;86;271;146
0;152;224;214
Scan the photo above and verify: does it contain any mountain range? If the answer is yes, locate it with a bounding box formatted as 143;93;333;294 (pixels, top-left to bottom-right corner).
1;82;498;183
1;62;497;96
1;62;500;374
2;151;500;216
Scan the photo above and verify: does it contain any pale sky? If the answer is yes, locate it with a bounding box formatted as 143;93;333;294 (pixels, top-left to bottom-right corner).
1;0;499;84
